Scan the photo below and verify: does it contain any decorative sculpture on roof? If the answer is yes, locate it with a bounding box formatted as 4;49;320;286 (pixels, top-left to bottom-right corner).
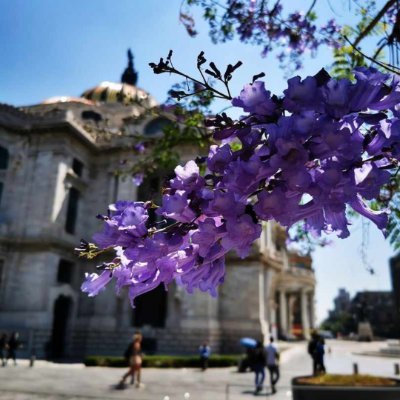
121;49;138;86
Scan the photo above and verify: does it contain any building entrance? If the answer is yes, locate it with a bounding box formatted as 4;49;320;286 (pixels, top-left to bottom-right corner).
51;295;72;359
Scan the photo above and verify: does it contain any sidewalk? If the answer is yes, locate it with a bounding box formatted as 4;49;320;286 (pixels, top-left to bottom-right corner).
0;341;397;400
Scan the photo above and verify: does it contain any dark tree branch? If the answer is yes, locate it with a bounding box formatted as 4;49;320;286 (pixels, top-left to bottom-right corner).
353;0;396;48
305;0;318;17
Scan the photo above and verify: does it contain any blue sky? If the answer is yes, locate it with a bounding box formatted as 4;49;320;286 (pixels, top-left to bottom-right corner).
0;0;396;322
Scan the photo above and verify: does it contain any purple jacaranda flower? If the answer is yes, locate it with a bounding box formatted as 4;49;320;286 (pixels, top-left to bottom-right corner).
82;66;400;306
92;222;122;249
191;218;227;258
132;172;144;186
282;167;312;191
309;119;363;166
123;231;188;267
222;156;276;198
157;190;197;223
93;201;148;248
349;67;391;111
81;271;113;297
232;81;278;116
134;142;145;153
270;139;309;170
221;214;262;258
304;207;326;237
349;194;389;232
254;187;301;226
291;111;318;138
204;190;246;218
207;144;233;173
113;201;149;237
213;125;248;141
113;265;133;294
170;160;205;192
324;205;350;239
350;67;400;111
354;162;391;200
178;257;225;297
367;119;400;158
322;78;352;118
314;162;343;192
283;75;321;113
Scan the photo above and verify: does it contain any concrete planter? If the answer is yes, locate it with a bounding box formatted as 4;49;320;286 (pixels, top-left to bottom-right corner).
292;376;400;400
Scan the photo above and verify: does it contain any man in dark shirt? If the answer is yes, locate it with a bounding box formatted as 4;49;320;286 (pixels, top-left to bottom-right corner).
251;341;266;394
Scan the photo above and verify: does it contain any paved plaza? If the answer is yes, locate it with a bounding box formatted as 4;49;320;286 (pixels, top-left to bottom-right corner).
0;341;399;400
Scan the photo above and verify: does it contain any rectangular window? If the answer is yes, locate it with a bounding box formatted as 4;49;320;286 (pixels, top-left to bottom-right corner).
0;146;9;170
72;158;83;177
65;188;80;234
57;259;74;284
0;260;5;296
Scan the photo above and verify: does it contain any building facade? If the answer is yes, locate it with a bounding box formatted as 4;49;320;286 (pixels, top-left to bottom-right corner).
350;291;397;339
0;56;316;358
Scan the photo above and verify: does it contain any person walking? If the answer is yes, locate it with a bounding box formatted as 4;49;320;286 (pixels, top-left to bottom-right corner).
265;337;280;394
0;333;7;367
6;332;20;366
315;337;326;374
198;341;211;371
251;341;266;394
307;332;319;375
119;332;144;388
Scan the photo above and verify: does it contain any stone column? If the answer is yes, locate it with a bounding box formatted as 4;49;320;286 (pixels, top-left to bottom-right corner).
279;290;287;336
301;289;311;339
269;297;278;340
287;294;294;336
308;292;315;330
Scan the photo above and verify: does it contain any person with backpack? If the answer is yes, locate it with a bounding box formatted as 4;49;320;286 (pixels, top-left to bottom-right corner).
251;341;267;394
198;341;211;371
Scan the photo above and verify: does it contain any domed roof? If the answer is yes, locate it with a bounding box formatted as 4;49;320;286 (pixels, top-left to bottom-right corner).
80;81;157;107
41;96;95;105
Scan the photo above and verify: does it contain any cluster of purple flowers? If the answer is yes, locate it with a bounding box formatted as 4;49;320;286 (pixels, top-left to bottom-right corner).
260;12;341;70
82;67;400;306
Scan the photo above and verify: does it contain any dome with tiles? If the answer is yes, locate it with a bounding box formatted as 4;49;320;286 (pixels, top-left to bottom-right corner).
80;50;157;107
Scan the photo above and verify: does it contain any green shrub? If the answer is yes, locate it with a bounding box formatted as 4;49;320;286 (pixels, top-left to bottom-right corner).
84;354;240;368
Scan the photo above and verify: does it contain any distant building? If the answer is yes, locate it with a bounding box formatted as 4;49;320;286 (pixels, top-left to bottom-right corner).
350;291;397;339
329;288;351;319
0;52;315;359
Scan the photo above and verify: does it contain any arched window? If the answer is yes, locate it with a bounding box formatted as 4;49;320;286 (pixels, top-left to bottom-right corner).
0;146;9;170
144;117;171;137
65;188;80;234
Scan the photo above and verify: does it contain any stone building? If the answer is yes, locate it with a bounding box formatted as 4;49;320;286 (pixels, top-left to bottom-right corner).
0;53;316;358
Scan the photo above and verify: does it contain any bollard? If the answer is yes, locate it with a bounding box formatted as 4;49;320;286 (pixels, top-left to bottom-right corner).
395;363;400;375
353;363;358;375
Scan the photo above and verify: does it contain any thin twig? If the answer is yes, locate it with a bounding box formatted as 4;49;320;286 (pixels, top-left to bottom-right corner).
343;35;400;74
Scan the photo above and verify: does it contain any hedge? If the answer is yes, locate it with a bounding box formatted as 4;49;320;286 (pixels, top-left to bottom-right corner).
84;354;241;368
